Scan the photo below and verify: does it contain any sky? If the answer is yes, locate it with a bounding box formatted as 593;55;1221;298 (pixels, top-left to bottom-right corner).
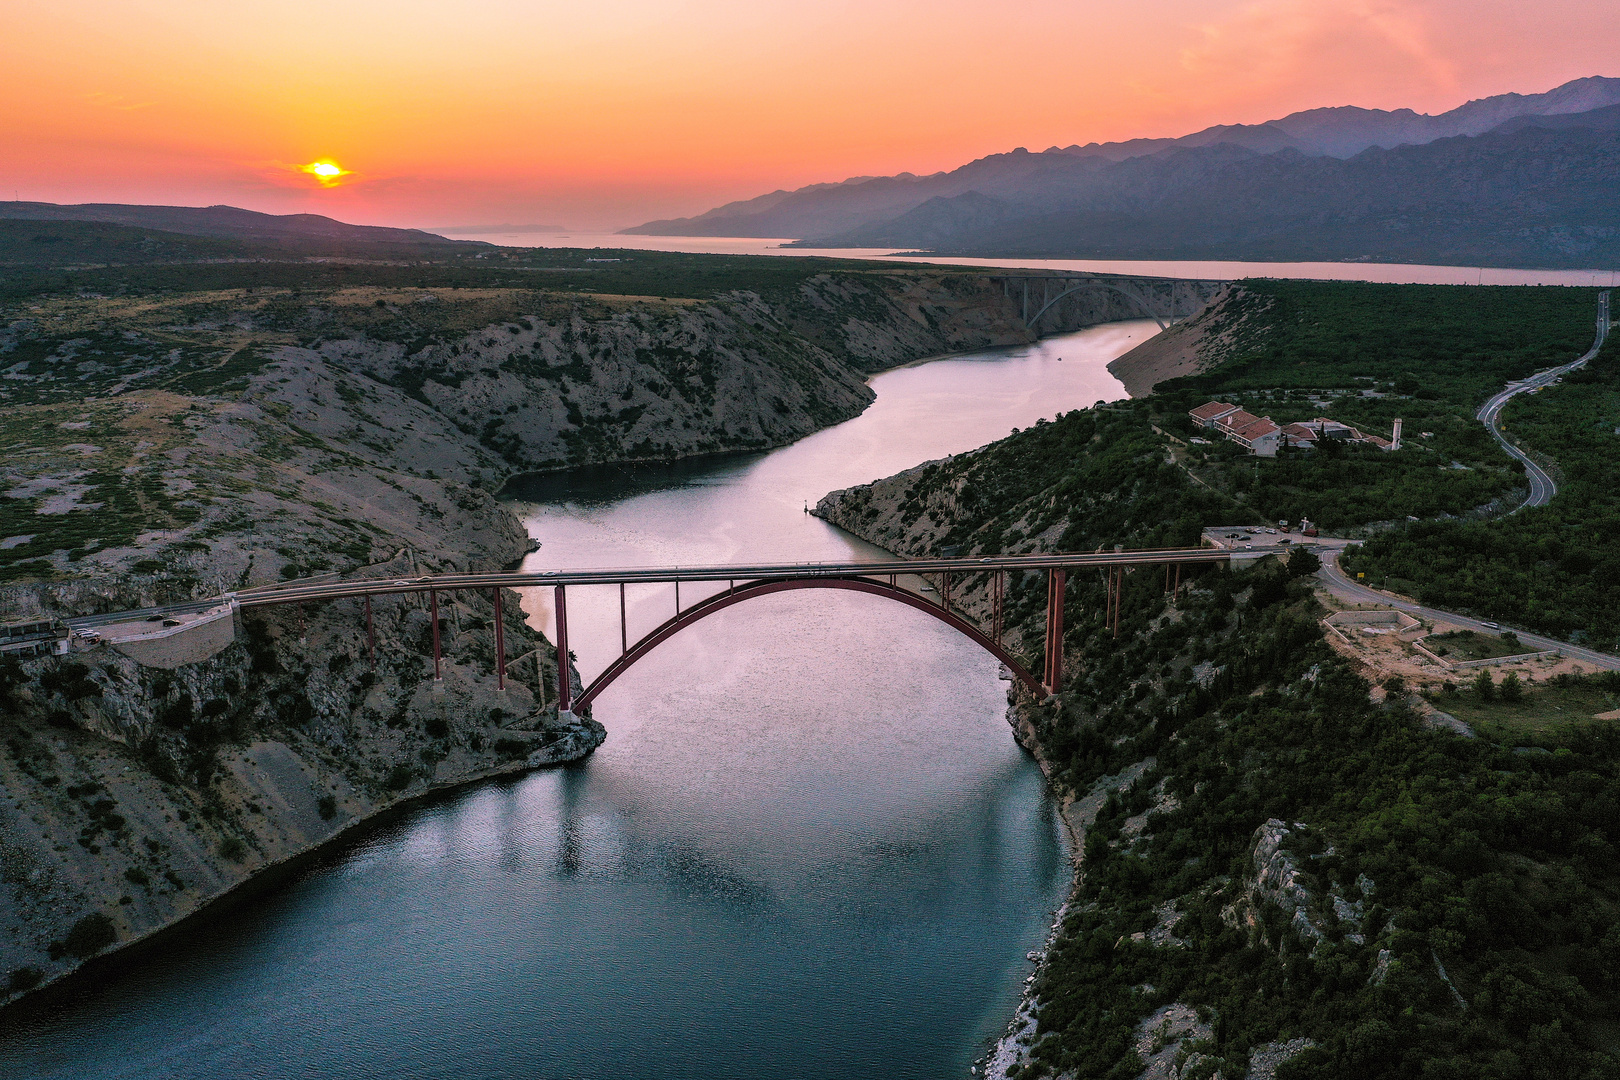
3;0;1616;231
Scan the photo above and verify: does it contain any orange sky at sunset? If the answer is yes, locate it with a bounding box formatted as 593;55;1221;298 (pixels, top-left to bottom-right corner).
5;0;1617;231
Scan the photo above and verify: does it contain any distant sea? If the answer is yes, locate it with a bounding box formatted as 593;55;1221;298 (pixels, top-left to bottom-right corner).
436;230;1620;288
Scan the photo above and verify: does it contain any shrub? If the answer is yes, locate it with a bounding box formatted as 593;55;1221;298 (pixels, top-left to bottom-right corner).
7;967;42;993
1382;676;1407;698
123;867;150;887
62;913;116;958
1473;669;1495;701
384;765;415;791
424;717;449;739
317;794;337;820
218;837;247;862
1499;671;1523;702
40;662;101;701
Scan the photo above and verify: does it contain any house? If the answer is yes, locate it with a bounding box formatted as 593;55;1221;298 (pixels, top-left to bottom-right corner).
1283;418;1398;451
1229;417;1281;456
1188;401;1241;429
1214;409;1263;435
1188;401;1397;456
1279;422;1318;448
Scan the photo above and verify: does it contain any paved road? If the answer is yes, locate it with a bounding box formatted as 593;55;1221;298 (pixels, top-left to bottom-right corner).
1315;545;1620;672
1477;289;1609;512
63;547;1229;625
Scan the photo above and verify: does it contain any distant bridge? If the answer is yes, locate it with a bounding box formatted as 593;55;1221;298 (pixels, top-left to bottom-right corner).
990;274;1226;332
193;548;1231;715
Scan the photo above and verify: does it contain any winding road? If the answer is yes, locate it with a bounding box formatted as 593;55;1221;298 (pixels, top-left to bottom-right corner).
1477;289;1609;512
1316;289;1619;670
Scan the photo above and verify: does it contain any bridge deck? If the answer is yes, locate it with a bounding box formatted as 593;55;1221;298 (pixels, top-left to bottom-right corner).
230;547;1230;608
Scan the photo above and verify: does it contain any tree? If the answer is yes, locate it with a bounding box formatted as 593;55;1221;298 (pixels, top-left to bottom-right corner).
1287;547;1322;578
1473;669;1495;701
1499;671;1523;702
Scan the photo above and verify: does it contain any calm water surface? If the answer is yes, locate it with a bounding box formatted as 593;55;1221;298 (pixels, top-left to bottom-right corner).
2;323;1149;1080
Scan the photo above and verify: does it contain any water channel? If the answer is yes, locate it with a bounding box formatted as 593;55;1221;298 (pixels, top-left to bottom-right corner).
3;321;1149;1080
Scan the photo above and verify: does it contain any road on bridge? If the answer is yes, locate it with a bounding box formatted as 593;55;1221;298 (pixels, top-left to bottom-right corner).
1477;289;1609;512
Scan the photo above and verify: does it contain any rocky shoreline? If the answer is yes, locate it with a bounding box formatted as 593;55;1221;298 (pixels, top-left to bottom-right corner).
0;708;603;1017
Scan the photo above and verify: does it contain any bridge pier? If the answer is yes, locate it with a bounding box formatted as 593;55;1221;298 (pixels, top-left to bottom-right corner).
365;595;375;670
554;584;573;719
430;588;442;682
1044;568;1065;695
493;587;506;691
992;570;1004;642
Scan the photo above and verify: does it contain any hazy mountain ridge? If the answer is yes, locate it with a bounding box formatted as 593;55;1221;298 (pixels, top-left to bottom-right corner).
624;77;1620;266
0;202;470;251
816;114;1620;265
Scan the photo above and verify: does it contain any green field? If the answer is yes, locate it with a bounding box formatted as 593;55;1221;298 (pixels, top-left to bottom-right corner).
1433;675;1620;742
1423;629;1533;661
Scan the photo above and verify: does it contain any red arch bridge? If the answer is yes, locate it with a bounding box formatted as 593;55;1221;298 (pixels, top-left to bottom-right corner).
179;548;1229;715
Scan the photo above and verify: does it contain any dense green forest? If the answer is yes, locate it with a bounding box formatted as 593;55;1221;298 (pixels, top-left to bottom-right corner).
1152;280;1603;533
1016;560;1620;1080
1344;336;1620;650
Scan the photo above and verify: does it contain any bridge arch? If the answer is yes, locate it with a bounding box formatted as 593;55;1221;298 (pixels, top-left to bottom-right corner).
575;576;1043;711
1026;281;1170;331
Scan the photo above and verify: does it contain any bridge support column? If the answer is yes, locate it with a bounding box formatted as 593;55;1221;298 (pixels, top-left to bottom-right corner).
1044;568;1065;695
430;589;442;681
493;587;506;691
992;570;1004;642
620;582;627;655
1109;566;1123;638
365;595;375;669
554;584;572;719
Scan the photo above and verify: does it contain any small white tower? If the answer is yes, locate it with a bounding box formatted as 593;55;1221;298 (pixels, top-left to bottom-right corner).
1391;418;1402;451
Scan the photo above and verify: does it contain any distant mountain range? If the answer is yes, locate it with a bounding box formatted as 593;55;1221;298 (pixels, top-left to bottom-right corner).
0;201;467;251
625;77;1620;268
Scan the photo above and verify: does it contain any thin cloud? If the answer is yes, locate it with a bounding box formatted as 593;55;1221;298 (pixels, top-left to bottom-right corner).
82;91;155;112
1178;0;1459;103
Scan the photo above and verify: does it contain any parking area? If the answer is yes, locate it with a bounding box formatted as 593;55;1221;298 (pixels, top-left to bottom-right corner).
1200;524;1322;558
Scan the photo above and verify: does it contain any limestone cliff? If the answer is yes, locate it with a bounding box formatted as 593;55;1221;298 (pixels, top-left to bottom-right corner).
1105;285;1257;396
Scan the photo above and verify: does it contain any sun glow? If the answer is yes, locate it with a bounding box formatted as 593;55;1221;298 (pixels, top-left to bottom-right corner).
300;160;350;186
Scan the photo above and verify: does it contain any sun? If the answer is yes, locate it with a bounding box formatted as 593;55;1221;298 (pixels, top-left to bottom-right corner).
300;160;351;186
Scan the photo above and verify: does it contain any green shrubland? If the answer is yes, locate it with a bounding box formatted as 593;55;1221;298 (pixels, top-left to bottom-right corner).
1345;335;1620;650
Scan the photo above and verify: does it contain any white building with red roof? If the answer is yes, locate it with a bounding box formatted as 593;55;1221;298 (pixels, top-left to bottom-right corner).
1188;401;1242;428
